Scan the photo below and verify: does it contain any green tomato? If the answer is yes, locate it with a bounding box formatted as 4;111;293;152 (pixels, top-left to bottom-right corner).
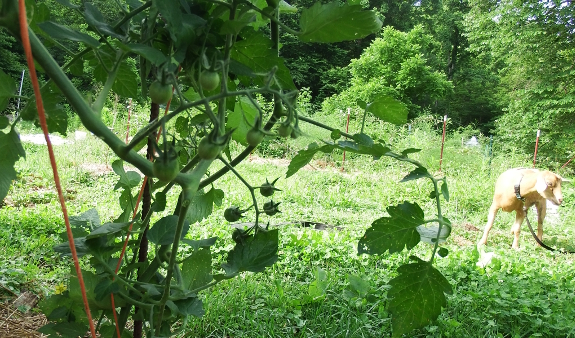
224;206;244;222
263;200;281;216
149;81;173;105
246;128;265;147
197;137;222;160
278;123;292;138
153;156;179;182
199;70;220;91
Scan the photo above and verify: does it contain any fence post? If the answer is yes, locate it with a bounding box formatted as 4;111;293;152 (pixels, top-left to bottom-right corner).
533;129;540;168
439;115;447;172
341;108;351;171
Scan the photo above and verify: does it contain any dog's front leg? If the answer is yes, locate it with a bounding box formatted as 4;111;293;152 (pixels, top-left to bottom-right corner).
511;209;526;249
536;201;547;244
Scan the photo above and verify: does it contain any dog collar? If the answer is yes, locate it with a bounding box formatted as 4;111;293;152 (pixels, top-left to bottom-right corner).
514;174;525;201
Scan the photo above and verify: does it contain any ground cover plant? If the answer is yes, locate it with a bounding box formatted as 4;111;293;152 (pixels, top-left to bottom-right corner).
1;1;574;337
0;0;458;337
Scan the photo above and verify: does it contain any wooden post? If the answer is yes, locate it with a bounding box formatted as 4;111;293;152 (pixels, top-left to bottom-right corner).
341;108;351;171
533;129;540;168
439;115;447;172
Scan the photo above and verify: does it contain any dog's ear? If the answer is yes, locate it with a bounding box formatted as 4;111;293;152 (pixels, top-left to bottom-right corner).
536;176;549;194
558;175;571;184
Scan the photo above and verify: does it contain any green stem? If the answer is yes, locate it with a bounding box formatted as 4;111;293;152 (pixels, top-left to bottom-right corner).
429;177;444;263
298;115;354;139
218;155;260;226
93;50;124;113
114;1;152;29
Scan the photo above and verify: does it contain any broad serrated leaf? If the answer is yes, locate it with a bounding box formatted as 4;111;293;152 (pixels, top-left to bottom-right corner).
299;3;382;43
0;129;25;201
441;181;449;202
0;69;16;111
388;261;452;337
358;217;420;255
38;21;100;48
125;43;168;66
86;222;131;239
181;248;213;291
367;96;408;125
94;278;120;301
181;237;218;251
231;29;296;90
154;0;182;41
227;97;258;145
53;238;91;257
112;160;141;190
386;202;425;225
222;229;278;275
401;167;431;182
152;191;167;212
83;3;122;39
347;274;370;298
51;322;90;337
147;215;190;245
112;61;138;98
286;143;321;178
173;296;204;317
21;84;68;135
186;188;224;224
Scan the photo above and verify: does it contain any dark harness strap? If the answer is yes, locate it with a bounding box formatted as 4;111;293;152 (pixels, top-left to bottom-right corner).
514;174;525;201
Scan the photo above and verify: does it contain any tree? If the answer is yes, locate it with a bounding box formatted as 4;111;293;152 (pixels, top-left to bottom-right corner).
464;0;575;161
323;25;453;117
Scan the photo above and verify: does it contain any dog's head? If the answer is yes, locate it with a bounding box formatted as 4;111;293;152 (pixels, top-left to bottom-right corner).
535;171;567;205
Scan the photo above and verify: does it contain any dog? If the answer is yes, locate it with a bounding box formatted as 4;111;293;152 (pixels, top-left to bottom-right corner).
478;168;566;249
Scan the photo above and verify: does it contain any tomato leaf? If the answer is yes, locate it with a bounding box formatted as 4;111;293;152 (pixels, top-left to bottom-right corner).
0;128;25;201
181;248;213;291
0;69;16;111
173;296;205;317
441;181;449;202
358;202;424;255
401;167;432;182
367;96;408;125
86;222;131;239
388;261;452;337
226;97;258;145
112;61;138;98
299;3;382;43
147;215;190;245
222;229;278;275
38;21;100;48
20;84;68;135
185;187;224;224
286;143;334;178
125;44;169;66
231;29;296;90
112;160;141;190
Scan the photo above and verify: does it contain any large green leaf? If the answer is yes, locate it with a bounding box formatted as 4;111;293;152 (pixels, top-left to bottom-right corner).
299;3;382;43
226;97;258;146
231;29;296;90
83;3;122;39
367;96;408;125
85;222;131;239
173;296;204;317
181;248;213;291
20;84;68;135
148;215;190;245
0;129;25;201
185;187;224;224
112;61;138;98
222;229;278;274
0;69;16;111
125;44;169;66
286;143;334;178
112;160;141;190
38;21;100;48
357;202;423;255
388;260;452;337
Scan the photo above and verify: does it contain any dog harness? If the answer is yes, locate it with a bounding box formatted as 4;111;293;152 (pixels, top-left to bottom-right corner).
514;174;525;201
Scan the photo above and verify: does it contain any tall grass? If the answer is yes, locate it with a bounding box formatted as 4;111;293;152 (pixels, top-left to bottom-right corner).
1;113;574;336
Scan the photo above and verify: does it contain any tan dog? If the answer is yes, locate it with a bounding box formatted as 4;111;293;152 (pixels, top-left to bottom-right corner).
478;168;566;249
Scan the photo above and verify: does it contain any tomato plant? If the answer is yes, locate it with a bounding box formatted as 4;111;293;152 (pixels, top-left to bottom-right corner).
0;1;453;337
